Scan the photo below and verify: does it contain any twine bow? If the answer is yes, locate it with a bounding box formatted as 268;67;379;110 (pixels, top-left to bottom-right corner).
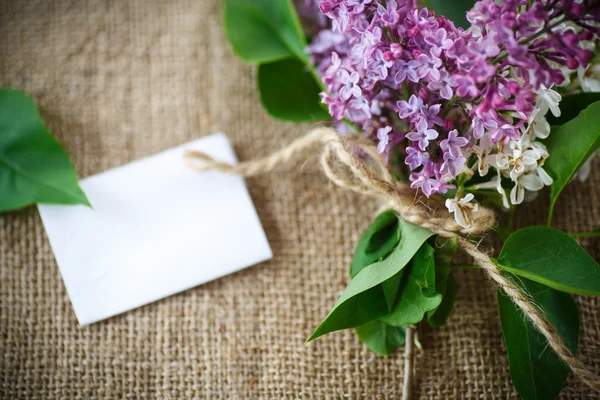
185;127;600;391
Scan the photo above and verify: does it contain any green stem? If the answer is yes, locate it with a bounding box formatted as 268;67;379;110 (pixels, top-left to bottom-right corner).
547;201;556;227
507;206;516;234
569;232;600;238
441;96;459;118
401;82;409;101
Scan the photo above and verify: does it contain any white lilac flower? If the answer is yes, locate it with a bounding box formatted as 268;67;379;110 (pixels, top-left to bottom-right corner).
472;133;493;176
530;140;549;159
445;193;479;228
536;87;562;118
506;137;540;182
510;173;545;205
486;134;553;205
578;64;600;93
529;144;553;186
528;109;551;139
536;166;554;186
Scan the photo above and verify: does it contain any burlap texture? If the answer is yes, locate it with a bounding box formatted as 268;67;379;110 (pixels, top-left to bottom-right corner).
0;1;598;398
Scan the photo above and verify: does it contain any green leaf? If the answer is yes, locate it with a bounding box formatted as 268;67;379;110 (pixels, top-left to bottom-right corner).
308;219;434;341
0;90;89;213
427;272;456;327
222;0;307;64
425;0;475;29
351;210;400;278
544;101;600;224
355;320;406;357
258;59;330;122
547;93;600;126
428;237;457;326
495;226;600;296
381;243;443;326
498;275;579;400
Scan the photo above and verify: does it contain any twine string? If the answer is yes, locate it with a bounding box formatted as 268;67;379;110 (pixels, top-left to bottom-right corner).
185;127;600;391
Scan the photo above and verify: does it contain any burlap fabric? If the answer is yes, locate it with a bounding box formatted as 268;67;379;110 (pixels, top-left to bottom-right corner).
0;1;599;398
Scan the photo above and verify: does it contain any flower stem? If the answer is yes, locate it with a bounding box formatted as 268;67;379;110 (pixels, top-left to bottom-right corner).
518;16;566;45
441;96;459;118
547;202;556;227
402;326;415;400
492;16;566;64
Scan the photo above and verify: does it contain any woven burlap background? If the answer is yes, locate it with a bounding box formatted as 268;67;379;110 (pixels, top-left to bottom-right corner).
1;1;599;398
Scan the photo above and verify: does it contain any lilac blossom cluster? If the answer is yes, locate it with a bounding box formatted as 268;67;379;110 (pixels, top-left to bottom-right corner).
304;0;600;227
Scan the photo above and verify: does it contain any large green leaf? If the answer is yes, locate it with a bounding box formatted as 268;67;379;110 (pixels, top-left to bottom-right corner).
308;219;434;341
495;226;600;296
544;101;600;224
498;275;579;400
355;320;406;357
425;0;475;29
547;93;600;126
381;243;443;326
258;58;330;122
351;210;400;278
222;0;328;122
222;0;307;64
0;90;89;213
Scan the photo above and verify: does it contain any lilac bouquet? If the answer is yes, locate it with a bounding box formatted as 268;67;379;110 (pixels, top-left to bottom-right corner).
222;0;600;398
306;0;599;227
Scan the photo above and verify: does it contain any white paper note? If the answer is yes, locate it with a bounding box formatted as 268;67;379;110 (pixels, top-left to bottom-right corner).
38;133;272;325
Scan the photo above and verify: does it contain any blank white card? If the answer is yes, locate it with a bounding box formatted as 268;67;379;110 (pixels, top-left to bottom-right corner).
38;133;272;325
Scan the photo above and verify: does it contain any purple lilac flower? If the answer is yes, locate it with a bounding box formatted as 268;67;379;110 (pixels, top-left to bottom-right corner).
339;70;362;100
472;117;498;140
397;95;422;119
424;28;454;57
450;75;479;98
441;153;467;178
349;96;371;119
394;59;421;84
410;162;440;197
331;3;351;32
377;0;398;26
346;0;372;14
405;146;429;170
406;119;439;151
419;104;444;127
440;129;469;158
416;54;442;81
305;0;600;197
368;49;393;80
377;126;392;153
427;71;453;100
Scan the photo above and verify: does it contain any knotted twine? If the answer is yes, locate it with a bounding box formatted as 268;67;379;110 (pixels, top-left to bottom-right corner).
185;127;600;391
